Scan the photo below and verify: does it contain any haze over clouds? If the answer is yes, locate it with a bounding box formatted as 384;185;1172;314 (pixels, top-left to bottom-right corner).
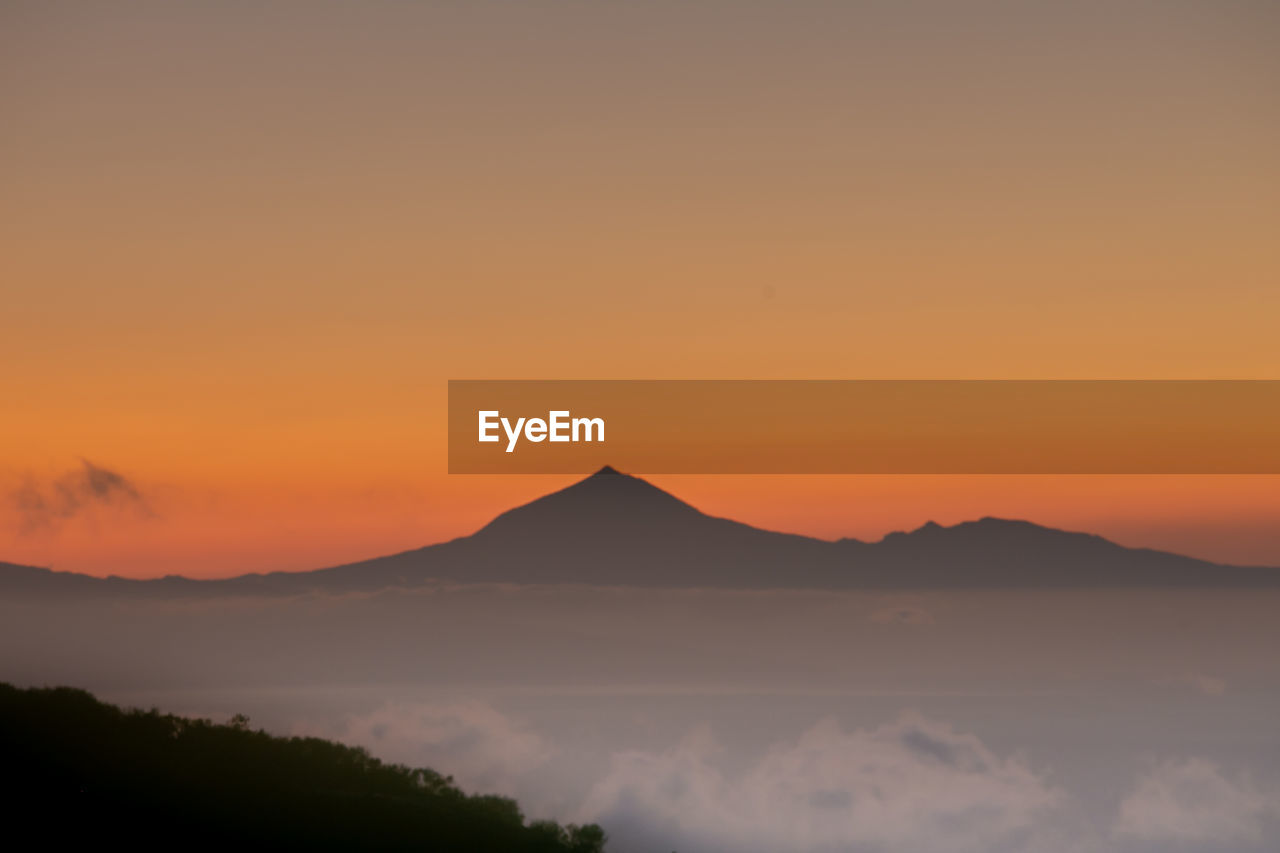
3;575;1277;850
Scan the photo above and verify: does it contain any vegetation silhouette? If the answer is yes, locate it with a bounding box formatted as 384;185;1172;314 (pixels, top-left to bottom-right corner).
1;682;606;851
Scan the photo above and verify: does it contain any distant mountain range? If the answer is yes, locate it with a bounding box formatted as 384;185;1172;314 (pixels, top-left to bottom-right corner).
3;466;1277;597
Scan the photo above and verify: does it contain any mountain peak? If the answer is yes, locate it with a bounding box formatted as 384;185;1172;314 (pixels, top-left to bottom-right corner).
473;467;705;541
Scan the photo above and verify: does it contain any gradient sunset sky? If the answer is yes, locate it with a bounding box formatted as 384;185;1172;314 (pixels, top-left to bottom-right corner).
3;1;1278;577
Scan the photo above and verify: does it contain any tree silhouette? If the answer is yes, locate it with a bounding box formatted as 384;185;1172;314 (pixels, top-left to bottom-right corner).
0;682;606;851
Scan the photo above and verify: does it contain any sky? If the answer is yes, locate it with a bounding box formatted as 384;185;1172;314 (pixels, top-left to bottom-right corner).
3;0;1279;577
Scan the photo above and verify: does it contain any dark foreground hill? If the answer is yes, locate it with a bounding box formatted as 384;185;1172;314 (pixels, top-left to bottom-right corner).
3;467;1278;597
0;682;605;852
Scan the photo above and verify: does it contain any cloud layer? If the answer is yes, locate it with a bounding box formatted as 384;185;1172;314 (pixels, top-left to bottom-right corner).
578;712;1061;853
277;697;1280;852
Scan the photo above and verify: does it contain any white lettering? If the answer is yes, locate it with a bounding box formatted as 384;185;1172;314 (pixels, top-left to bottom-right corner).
478;411;500;443
502;416;526;453
479;410;605;452
573;417;605;442
549;410;570;442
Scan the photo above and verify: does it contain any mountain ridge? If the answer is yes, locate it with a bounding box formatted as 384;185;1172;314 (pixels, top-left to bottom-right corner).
3;467;1277;596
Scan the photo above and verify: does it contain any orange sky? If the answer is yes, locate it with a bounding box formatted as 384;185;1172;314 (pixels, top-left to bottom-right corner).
2;1;1278;577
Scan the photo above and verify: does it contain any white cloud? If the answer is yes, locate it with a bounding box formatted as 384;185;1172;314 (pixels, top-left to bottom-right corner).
1114;758;1278;846
577;712;1061;853
298;700;552;798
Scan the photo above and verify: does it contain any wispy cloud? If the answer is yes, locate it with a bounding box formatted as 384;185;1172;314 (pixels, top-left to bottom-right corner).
8;458;153;533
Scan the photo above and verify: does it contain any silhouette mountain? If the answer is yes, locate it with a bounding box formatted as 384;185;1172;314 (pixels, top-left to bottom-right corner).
461;466;831;585
3;467;1277;597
